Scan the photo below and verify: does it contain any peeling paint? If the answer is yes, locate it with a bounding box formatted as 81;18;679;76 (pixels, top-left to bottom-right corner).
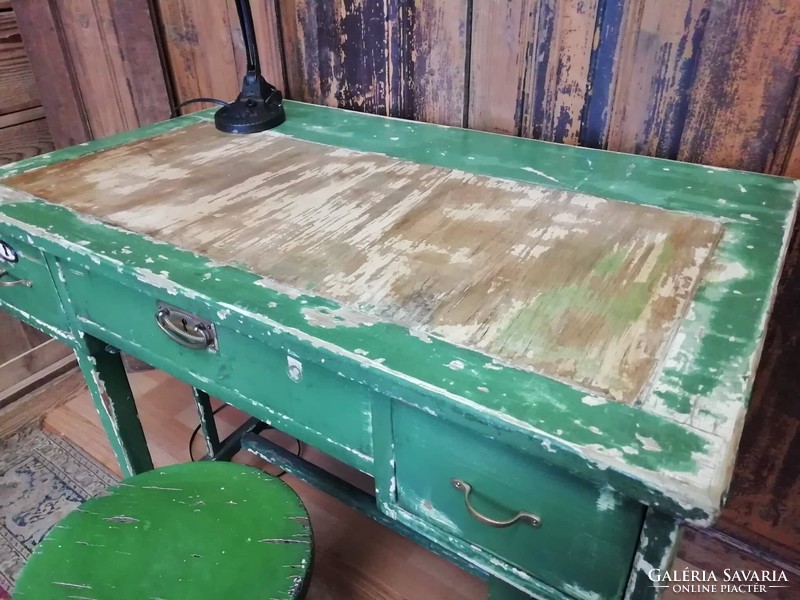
596;486;620;512
581;395;607;406
0;101;796;531
301;305;378;329
635;434;662;452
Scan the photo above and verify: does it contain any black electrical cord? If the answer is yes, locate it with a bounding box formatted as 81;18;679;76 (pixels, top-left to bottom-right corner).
188;403;229;462
171;97;229;118
188;404;303;479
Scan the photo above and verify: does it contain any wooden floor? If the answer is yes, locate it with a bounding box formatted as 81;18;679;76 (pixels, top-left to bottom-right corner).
40;367;782;600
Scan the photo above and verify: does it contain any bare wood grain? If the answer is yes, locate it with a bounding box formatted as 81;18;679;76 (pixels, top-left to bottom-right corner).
157;0;284;112
6;123;722;402
13;0;166;144
51;0;167;138
677;0;800;171
20;318;50;348
281;0;466;124
678;528;799;600
0;310;33;365
228;0;285;90
784;135;800;179
0;117;53;165
0;105;44;129
0;355;76;409
0;9;40;116
606;0;711;158
11;0;91;147
0;366;79;439
0;311;64;406
0;337;72;393
281;0;387;112
0;314;50;359
156;0;238;108
469;0;599;143
390;1;468;126
104;0;171;126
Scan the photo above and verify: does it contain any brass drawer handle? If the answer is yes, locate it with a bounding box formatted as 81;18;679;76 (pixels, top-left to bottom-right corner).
451;479;542;529
156;306;217;350
0;270;32;288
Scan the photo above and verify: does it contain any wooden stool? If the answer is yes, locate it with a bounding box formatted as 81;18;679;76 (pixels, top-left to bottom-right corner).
14;461;313;599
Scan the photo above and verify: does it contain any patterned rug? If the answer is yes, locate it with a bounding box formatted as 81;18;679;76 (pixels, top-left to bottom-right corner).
0;428;117;598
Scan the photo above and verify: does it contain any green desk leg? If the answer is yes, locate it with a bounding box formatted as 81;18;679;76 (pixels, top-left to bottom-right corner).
73;333;153;477
488;580;532;599
625;509;682;600
192;387;221;457
48;255;153;477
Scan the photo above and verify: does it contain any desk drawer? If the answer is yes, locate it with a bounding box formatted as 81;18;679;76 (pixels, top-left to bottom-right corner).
393;402;642;600
61;264;373;469
0;233;67;336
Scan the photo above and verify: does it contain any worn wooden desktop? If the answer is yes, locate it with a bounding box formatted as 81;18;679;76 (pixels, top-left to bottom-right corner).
0;102;796;600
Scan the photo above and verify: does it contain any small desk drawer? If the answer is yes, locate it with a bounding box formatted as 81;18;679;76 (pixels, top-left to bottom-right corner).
0;233;68;336
61;263;373;469
393;402;643;600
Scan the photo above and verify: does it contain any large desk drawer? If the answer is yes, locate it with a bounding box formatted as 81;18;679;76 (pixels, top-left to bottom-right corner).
61;263;373;470
0;233;68;337
393;402;643;600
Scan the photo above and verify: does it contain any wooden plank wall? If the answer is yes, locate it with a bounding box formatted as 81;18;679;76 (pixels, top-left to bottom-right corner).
259;0;800;176
0;1;54;164
2;0;170;407
154;0;284;113
11;0;170;148
0;1;73;405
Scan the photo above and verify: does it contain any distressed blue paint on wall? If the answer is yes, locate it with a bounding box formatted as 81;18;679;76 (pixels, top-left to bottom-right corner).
651;4;710;159
532;0;556;140
580;0;626;148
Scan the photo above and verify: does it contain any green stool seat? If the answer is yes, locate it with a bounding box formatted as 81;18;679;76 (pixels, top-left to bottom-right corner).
14;461;313;599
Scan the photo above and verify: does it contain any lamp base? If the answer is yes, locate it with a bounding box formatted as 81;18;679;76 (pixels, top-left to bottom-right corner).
214;94;285;134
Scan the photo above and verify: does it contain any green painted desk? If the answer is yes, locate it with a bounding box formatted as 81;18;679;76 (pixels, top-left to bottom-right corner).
0;102;796;600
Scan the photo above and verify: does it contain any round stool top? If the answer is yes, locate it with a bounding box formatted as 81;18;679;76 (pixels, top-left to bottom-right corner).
15;461;312;599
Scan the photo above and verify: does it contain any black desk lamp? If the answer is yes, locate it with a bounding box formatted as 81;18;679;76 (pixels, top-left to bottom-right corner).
214;0;286;134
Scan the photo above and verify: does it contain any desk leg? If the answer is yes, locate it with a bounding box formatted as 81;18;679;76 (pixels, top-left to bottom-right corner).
73;333;153;477
624;509;682;600
488;579;532;599
192;387;221;458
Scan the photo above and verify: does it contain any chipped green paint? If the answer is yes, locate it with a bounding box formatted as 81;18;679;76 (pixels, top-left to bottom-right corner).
614;242;675;325
0;110;212;181
498;284;597;366
0;102;797;527
272;103;797;455
0;196;734;519
393;401;643;599
502;238;676;388
624;510;681;600
14;462;312;600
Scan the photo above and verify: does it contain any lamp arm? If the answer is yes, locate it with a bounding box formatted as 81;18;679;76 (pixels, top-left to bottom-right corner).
235;0;260;75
